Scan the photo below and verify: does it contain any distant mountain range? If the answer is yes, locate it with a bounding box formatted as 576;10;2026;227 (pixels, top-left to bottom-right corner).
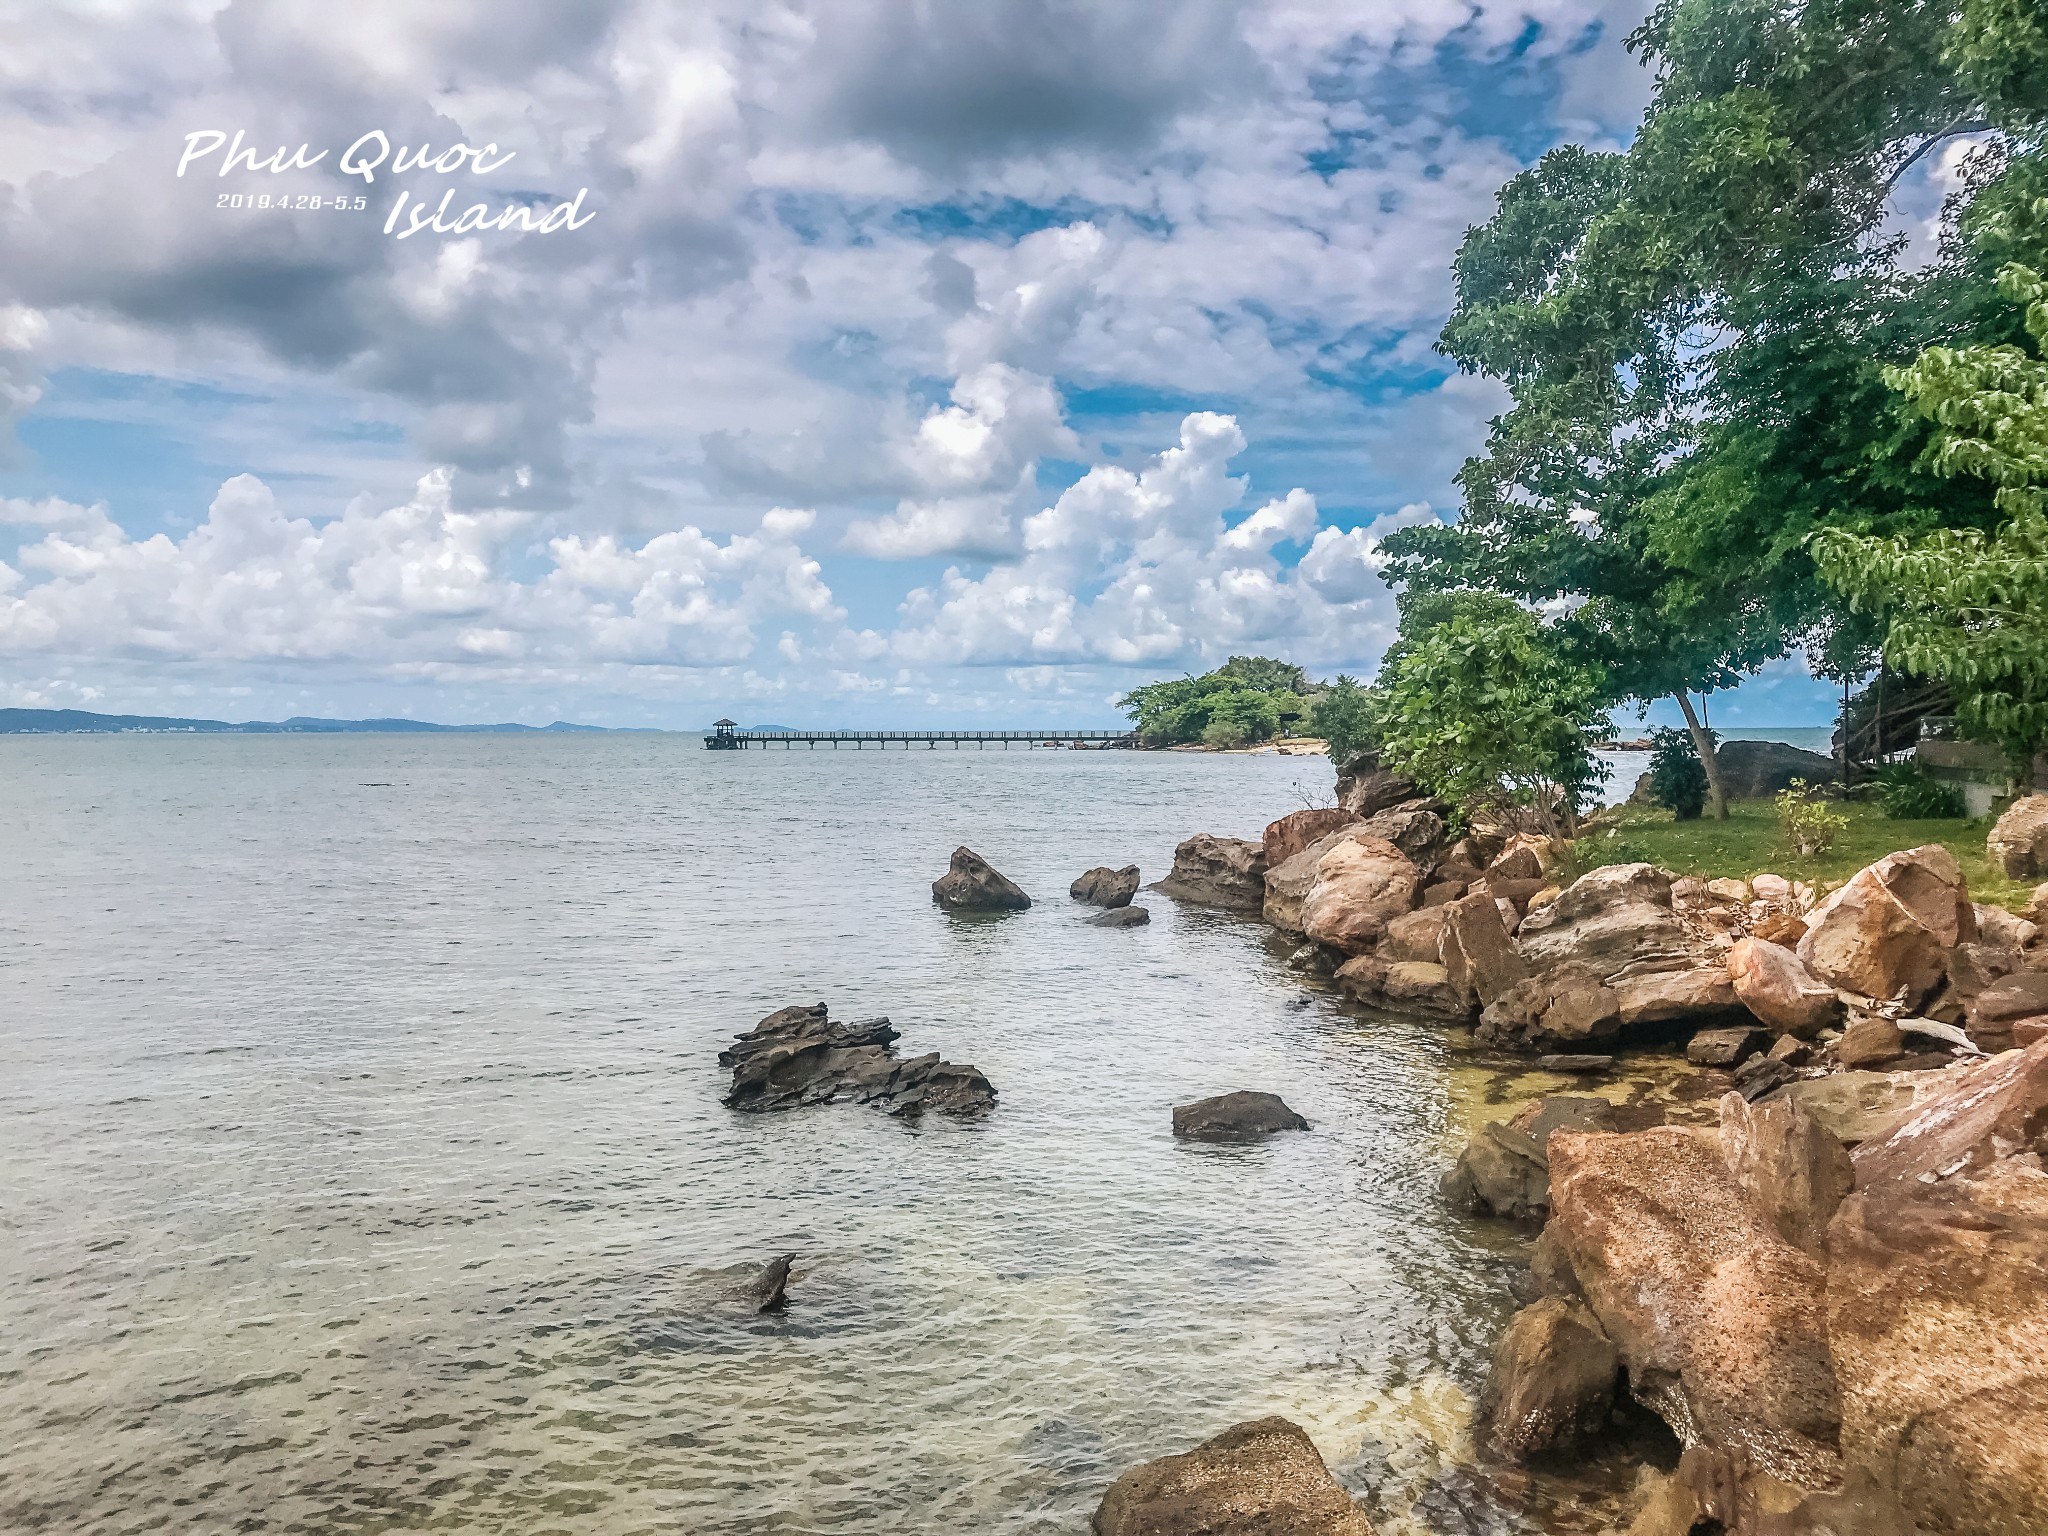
0;708;668;735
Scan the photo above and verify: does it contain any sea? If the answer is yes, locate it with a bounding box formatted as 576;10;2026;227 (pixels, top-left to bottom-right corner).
2;734;1679;1536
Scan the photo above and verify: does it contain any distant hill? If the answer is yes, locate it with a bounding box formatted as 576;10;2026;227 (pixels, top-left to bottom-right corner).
0;708;667;735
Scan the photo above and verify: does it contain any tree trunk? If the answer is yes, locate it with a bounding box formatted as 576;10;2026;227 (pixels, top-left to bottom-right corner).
1675;691;1729;820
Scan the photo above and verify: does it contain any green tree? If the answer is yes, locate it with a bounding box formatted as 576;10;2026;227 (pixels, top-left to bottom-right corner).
1118;656;1310;746
1815;261;2048;776
1383;0;2047;817
1309;674;1374;760
1646;727;1712;820
1363;592;1613;837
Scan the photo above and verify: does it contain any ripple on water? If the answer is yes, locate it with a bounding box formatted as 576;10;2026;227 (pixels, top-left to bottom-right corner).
3;736;1640;1534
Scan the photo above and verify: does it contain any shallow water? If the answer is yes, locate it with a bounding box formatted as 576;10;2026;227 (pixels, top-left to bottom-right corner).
1;736;1651;1534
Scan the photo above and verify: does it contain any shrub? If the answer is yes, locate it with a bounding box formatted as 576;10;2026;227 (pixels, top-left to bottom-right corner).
1309;674;1373;760
1869;761;1967;819
1646;727;1710;820
1776;779;1849;857
1201;719;1249;750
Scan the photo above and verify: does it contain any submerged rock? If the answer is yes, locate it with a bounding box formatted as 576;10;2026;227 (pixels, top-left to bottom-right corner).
743;1254;794;1312
720;1002;995;1118
1071;864;1140;907
1479;1295;1621;1460
1171;1090;1310;1140
932;846;1031;911
1090;905;1151;928
1092;1416;1377;1536
1154;833;1268;911
1442;1095;1644;1221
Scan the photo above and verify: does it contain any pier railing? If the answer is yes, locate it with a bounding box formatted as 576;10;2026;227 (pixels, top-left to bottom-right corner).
704;727;1135;750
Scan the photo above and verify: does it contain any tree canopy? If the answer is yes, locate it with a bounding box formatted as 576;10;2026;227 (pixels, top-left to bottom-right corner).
1118;656;1314;748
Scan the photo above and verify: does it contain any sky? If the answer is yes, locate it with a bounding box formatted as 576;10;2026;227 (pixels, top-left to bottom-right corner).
0;0;1897;728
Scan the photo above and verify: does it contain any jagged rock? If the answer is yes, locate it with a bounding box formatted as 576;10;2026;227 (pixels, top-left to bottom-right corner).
1727;936;1839;1037
1478;963;1623;1052
1824;1039;2048;1536
1092;1416;1377;1536
1750;909;1810;947
932;846;1032;911
1171;1090;1310;1140
1441;889;1531;1007
1352;802;1447;864
1155;833;1268;911
1768;1033;1812;1066
1837;1014;1906;1068
1441;1096;1640;1220
1479;1295;1621;1460
1380;906;1450;964
1478;875;1548;916
1731;1052;1799;1101
1333;954;1469;1021
1714;738;1838;798
1300;835;1422;954
1546;1125;1844;1490
1967;972;2048;1052
1988;793;2048;879
1333;747;1420;819
1718;1092;1853;1257
720;1003;996;1117
1071;864;1140;907
1486;842;1547;883
1686;1025;1769;1067
2031;882;2048;932
1516;863;1696;975
743;1254;794;1312
1796;844;1975;1007
1262;806;1358;867
1975;901;2040;953
1090;905;1151;928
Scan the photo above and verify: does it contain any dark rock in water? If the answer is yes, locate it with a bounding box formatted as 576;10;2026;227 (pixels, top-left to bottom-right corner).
1714;738;1838;799
1071;865;1140;907
1537;1054;1615;1074
1686;1025;1770;1067
1092;1416;1376;1536
744;1254;793;1312
1479;1295;1621;1461
720;1002;995;1117
1089;905;1150;928
1171;1090;1309;1140
932;846;1031;911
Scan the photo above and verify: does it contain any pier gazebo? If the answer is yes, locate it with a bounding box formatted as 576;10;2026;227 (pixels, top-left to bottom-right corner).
706;719;741;750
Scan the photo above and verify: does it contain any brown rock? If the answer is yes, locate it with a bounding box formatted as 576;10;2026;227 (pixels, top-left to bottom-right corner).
1479;1296;1620;1460
1685;1025;1769;1067
1705;876;1752;904
1299;835;1422;954
1750;910;1809;947
1975;901;2040;953
1612;965;1745;1029
1530;1221;1581;1298
1767;1034;1812;1066
1353;802;1447;864
1516;864;1694;976
1333;954;1470;1022
1380;907;1449;964
1966;971;2048;1052
932;846;1032;911
1155;833;1267;911
1731;1052;1798;1101
1481;876;1548;915
1546;1126;1843;1489
1092;1416;1377;1536
1780;1070;1941;1145
1824;1040;2048;1536
1837;1014;1905;1068
1333;748;1420;820
1071;864;1140;908
1440;890;1531;1007
1262;807;1359;867
2030;882;2048;932
1477;963;1623;1052
1441;1096;1635;1220
1262;827;1367;934
1717;1091;1853;1256
1622;1468;1704;1536
1796;844;1975;1006
1420;879;1468;906
1987;793;2048;879
1486;843;1546;883
1727;936;1839;1037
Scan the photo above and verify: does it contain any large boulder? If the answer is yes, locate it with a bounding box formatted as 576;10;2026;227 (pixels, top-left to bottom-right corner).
1441;1095;1638;1220
1610;965;1746;1029
1299;835;1422;954
1717;1091;1853;1257
1352;801;1448;865
1726;936;1840;1037
1479;1295;1621;1460
1154;833;1268;911
1797;844;1976;1006
1071;865;1140;908
1262;806;1358;867
1713;738;1838;799
1332;953;1470;1021
1380;906;1450;964
1441;890;1531;1007
1545;1125;1843;1490
1779;1069;1943;1146
1515;863;1695;975
1824;1040;2048;1536
1967;972;2048;1052
1092;1416;1376;1536
1477;963;1623;1052
720;1003;996;1117
1988;793;2048;880
1263;826;1373;934
1171;1090;1310;1140
932;846;1032;911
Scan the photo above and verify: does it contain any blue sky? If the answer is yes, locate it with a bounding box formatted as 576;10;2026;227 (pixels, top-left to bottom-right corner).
0;0;1852;727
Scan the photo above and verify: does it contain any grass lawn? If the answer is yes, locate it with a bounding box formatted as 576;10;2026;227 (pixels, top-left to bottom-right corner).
1577;798;2040;914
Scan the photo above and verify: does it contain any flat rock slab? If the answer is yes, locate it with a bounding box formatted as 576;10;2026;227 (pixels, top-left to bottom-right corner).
721;1002;995;1117
1171;1090;1309;1140
1090;905;1151;927
1686;1025;1769;1067
1537;1054;1616;1074
1093;1416;1377;1536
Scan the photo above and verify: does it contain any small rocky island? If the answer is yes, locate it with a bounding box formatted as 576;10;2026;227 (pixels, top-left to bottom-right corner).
720;1002;996;1117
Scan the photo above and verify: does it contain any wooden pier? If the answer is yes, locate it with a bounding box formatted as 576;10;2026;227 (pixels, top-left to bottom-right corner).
704;720;1134;751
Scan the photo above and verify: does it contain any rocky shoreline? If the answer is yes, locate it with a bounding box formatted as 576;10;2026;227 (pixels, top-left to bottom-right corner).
1109;755;2048;1535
